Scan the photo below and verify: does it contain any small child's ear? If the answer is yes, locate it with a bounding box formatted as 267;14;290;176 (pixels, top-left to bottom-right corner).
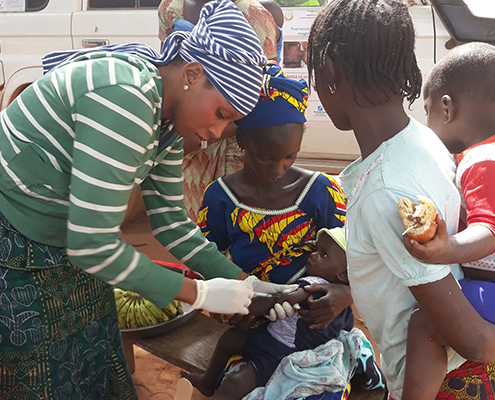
441;95;457;124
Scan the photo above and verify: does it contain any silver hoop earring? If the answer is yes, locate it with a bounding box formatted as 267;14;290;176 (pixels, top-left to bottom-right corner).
183;84;189;91
329;83;337;94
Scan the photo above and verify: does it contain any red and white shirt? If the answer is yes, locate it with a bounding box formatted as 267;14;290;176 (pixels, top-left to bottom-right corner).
456;135;495;271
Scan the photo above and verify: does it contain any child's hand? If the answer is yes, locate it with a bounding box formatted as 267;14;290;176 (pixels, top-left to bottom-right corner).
403;214;452;264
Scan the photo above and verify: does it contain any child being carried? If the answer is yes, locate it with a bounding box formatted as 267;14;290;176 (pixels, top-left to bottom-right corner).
182;227;383;399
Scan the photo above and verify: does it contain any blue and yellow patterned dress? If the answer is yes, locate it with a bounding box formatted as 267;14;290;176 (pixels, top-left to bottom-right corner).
198;171;346;284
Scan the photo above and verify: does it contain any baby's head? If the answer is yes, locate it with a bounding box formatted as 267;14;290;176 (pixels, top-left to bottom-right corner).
236;63;308;185
306;227;348;284
424;42;495;154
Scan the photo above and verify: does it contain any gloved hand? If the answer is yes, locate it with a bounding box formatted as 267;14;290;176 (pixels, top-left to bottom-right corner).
244;276;300;322
268;301;301;322
190;278;253;315
244;276;298;295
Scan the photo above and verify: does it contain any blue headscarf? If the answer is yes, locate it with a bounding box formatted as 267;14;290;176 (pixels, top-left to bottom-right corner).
236;63;308;131
41;0;267;116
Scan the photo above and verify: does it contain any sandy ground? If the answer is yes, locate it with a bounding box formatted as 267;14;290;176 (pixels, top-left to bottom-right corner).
133;346;208;400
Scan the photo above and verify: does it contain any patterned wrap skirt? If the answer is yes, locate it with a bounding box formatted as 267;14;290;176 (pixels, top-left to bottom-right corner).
436;361;495;400
0;213;136;400
388;362;495;400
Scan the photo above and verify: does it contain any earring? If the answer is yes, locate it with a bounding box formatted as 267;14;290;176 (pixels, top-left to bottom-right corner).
329;83;337;94
237;145;243;152
183;84;189;91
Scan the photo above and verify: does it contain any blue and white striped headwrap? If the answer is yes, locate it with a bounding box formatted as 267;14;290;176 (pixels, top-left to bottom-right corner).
41;0;267;116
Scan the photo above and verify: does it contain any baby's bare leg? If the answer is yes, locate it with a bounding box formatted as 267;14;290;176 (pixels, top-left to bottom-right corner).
402;308;448;400
213;363;257;400
181;327;249;397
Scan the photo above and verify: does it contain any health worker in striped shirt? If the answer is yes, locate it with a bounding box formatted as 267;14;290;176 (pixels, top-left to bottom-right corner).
0;0;297;398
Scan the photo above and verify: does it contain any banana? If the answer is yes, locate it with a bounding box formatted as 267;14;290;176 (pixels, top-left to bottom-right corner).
133;300;143;329
134;299;149;328
143;299;168;323
115;291;127;312
175;301;183;315
116;290;182;329
115;296;124;312
114;288;124;301
126;299;139;329
139;302;160;326
117;297;132;329
162;302;178;318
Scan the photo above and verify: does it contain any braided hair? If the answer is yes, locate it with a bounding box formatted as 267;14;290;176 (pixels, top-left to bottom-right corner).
307;0;422;106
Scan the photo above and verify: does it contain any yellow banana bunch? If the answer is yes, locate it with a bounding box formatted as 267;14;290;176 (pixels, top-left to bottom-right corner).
162;302;178;319
114;289;183;329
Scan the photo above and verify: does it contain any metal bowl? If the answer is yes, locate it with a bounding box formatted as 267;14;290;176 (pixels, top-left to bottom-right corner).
120;303;200;341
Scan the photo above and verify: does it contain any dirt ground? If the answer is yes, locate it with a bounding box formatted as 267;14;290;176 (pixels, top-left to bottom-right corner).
133;346;207;400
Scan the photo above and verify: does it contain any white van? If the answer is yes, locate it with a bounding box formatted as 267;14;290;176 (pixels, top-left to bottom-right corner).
0;0;493;170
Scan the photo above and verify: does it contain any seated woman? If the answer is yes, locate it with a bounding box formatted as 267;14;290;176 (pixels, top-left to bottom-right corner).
197;63;352;399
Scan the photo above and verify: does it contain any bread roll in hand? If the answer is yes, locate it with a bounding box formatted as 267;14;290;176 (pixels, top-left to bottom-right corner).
398;195;438;243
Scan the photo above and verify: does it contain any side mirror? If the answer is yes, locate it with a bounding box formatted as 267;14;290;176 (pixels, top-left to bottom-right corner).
430;0;495;47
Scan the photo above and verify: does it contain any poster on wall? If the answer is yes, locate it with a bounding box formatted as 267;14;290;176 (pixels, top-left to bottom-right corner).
280;7;327;121
282;8;320;36
0;0;25;12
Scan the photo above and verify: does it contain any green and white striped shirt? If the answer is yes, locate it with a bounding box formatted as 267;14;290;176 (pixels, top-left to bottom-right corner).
0;52;241;308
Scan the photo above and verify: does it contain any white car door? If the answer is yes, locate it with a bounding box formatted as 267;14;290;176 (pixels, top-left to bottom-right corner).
0;0;75;90
71;0;161;52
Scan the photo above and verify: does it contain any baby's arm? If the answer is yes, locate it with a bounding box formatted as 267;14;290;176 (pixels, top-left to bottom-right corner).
247;288;309;317
404;214;495;265
402;308;448;400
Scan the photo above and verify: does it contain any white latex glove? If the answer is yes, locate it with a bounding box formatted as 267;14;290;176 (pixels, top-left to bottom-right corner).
244;276;300;322
244;276;298;295
268;301;301;322
190;278;253;315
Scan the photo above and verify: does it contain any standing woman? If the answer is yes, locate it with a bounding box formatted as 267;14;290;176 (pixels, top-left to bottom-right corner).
0;1;286;398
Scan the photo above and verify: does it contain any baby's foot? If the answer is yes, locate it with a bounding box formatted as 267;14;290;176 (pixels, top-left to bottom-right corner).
180;370;215;397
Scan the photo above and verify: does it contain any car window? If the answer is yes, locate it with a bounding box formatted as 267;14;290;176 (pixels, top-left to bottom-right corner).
88;0;161;8
26;0;49;11
139;0;161;7
89;0;135;8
